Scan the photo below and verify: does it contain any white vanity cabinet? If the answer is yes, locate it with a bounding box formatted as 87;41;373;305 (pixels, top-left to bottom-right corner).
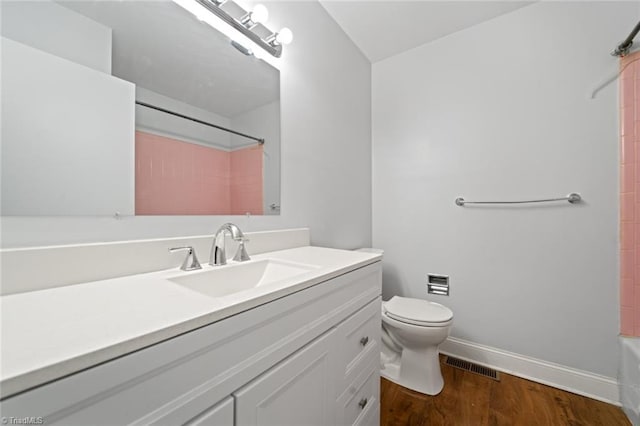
184;397;234;426
0;261;381;426
233;297;382;426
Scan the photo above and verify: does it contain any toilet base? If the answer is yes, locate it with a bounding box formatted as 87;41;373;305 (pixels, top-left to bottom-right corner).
380;346;444;395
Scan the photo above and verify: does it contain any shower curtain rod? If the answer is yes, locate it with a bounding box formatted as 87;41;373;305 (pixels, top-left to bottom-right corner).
135;101;265;144
612;20;640;57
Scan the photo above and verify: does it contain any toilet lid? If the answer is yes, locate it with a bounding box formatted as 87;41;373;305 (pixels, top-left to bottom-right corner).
384;296;453;325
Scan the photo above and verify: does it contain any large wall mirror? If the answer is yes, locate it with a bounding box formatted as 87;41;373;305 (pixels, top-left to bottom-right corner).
1;0;281;216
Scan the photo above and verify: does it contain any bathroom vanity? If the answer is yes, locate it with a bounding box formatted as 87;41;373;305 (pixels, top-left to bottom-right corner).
0;245;382;426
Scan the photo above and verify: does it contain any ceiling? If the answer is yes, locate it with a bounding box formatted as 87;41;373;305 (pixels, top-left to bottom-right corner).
319;1;533;63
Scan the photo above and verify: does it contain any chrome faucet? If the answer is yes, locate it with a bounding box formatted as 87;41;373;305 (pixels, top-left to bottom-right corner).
169;246;202;271
210;223;250;266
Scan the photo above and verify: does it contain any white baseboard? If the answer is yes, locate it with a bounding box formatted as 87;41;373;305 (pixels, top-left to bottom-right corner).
440;336;620;406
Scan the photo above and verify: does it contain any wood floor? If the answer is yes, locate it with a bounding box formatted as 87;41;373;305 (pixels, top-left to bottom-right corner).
380;358;630;426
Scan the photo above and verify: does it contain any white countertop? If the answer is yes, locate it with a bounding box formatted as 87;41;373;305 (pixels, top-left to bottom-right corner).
0;246;381;399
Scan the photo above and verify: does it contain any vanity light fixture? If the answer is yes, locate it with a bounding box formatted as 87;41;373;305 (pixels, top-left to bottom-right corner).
174;0;292;58
240;4;268;29
266;27;293;47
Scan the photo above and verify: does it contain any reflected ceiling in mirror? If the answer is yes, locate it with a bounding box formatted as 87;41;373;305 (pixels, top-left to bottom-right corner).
0;0;281;216
60;1;279;118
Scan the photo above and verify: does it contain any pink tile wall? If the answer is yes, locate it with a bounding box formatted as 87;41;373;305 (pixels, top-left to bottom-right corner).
230;145;264;215
620;52;640;336
135;132;264;215
135;131;230;215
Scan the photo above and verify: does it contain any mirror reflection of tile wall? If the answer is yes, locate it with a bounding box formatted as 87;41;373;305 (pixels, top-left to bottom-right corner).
135;132;263;215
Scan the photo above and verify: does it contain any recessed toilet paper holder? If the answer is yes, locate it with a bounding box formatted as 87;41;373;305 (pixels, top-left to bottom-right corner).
427;274;449;296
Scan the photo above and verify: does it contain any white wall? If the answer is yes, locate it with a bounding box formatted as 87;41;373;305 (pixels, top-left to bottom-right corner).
0;0;111;73
1;1;372;250
373;1;635;379
1;38;135;216
231;101;281;214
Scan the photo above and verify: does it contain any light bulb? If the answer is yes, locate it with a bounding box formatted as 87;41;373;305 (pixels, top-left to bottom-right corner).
251;4;268;24
275;27;293;45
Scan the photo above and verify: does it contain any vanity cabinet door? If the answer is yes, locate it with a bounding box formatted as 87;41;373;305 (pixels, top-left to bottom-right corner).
234;329;336;426
184;396;233;426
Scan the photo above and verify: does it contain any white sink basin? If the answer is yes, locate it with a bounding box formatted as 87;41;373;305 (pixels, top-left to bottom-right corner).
169;259;319;298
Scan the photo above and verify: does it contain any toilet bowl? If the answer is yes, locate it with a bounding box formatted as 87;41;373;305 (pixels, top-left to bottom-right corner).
381;296;453;395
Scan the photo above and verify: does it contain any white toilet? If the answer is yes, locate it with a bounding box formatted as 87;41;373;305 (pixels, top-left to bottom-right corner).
354;248;453;395
380;296;453;395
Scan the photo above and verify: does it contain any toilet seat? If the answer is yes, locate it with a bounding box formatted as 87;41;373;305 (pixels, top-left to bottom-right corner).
384;296;453;327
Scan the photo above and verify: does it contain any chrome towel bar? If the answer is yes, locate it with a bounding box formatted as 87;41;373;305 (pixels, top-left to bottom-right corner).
455;192;581;206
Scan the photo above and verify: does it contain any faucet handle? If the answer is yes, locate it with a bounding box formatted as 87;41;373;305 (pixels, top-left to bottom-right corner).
169;246;202;271
233;239;251;262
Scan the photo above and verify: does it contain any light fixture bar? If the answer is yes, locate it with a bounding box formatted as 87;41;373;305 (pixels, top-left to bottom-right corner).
194;0;282;58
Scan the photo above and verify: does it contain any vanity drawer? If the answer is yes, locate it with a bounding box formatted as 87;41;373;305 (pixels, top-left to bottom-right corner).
336;297;381;388
336;357;379;426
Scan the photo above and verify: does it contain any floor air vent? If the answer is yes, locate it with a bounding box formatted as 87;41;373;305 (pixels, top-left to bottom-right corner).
445;356;500;381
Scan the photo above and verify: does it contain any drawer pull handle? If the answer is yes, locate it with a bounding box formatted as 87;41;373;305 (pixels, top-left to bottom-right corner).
358;398;368;409
360;336;369;346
